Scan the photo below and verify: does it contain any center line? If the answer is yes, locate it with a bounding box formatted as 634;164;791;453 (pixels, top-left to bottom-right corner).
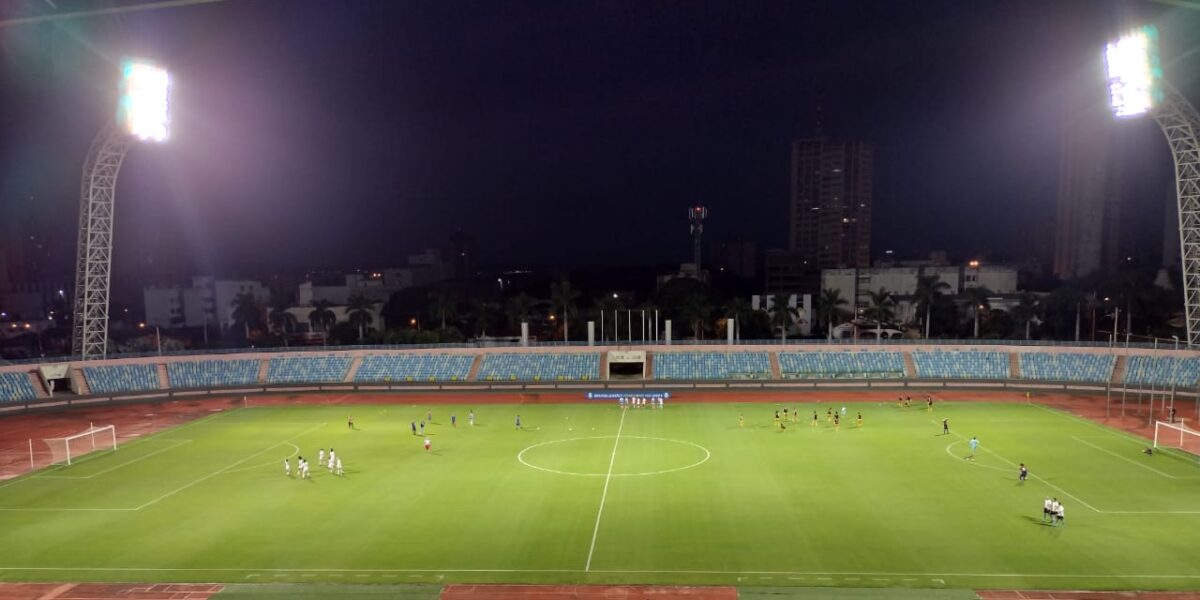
585;408;626;572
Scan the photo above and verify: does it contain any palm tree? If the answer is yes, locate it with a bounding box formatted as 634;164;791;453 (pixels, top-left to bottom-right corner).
816;288;849;340
963;286;993;338
267;292;297;346
913;274;950;339
679;293;712;340
230;292;264;340
429;291;457;330
549;280;581;342
768;293;798;342
864;288;895;342
470;299;497;338
346;294;374;342
505;293;536;334
308;299;336;335
1012;291;1039;340
725;297;753;341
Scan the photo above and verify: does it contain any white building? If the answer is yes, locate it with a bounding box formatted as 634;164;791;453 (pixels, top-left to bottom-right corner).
144;277;270;330
822;264;1019;322
751;293;813;336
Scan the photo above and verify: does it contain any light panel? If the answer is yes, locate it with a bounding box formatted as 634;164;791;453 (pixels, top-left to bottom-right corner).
117;59;171;142
1104;25;1163;117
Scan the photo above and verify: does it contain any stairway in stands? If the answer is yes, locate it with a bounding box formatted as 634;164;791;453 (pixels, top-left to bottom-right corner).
901;352;917;378
467;354;483;382
1111;355;1128;385
156;363;170;389
26;371;48;399
71;368;91;396
769;352;782;379
344;356;363;382
1008;352;1021;378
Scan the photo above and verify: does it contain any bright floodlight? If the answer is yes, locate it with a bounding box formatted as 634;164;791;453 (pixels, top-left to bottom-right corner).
117;59;171;142
1104;25;1163;117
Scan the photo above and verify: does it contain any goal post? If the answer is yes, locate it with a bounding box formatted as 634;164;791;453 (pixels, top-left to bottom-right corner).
1153;420;1200;456
41;424;118;466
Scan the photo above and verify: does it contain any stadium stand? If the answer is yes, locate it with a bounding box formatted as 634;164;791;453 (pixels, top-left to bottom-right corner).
266;355;353;384
355;354;474;382
778;351;905;379
653;351;772;380
167;359;261;389
912;350;1009;379
476;353;600;381
1019;353;1116;383
1124;355;1200;386
83;364;160;394
0;372;37;402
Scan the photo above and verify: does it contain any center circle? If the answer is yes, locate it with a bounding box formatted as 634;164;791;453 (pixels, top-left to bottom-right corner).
517;435;711;477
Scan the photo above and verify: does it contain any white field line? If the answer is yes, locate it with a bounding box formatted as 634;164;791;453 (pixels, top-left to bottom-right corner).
944;440;1008;473
134;422;326;511
1070;436;1179;479
34;440;194;480
584;408;626;572
935;420;1103;513
221;443;301;475
0;566;1199;580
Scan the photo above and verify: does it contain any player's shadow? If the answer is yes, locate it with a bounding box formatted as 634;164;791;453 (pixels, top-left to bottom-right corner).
1021;515;1058;528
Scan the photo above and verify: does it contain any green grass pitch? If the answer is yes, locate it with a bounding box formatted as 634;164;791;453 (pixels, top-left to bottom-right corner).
1;399;1199;591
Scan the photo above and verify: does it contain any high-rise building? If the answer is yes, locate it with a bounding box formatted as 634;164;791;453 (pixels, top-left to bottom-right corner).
788;137;873;270
1053;67;1123;280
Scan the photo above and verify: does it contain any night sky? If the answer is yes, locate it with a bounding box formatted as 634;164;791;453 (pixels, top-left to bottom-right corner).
2;0;1199;280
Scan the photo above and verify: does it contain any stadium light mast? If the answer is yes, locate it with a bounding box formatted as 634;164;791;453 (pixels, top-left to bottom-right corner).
72;59;171;360
1105;26;1200;346
688;206;707;282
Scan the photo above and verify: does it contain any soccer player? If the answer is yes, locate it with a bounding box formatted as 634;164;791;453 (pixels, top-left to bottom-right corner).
348;415;355;430
897;396;903;408
841;406;847;416
424;437;431;452
336;457;343;475
942;418;949;435
411;421;417;436
300;458;309;479
833;413;840;432
926;396;933;412
1051;499;1061;526
811;411;818;427
1043;497;1052;522
782;408;789;422
1019;463;1029;483
284;457;291;477
515;414;522;430
856;412;863;428
826;408;833;422
427;409;433;424
738;413;745;428
968;436;979;460
451;414;457;428
1056;503;1065;527
469;409;475;426
328;449;336;471
419;421;425;435
318;448;325;467
774;411;781;429
792;407;799;422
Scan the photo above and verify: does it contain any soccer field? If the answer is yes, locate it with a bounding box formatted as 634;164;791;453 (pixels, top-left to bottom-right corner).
1;399;1199;591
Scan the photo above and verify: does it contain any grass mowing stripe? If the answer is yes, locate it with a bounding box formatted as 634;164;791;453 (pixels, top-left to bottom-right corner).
584;407;626;572
1070;436;1178;479
33;439;194;480
135;422;326;511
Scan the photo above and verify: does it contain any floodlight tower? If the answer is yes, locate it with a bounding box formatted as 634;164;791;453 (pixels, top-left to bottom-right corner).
1105;26;1200;345
688;206;707;281
72;59;171;360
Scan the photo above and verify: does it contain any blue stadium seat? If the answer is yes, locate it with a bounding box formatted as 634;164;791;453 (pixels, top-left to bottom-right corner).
653;352;771;380
1124;355;1200;386
0;372;37;402
778;351;905;379
355;354;474;383
912;350;1009;379
477;353;600;381
167;360;261;389
84;364;160;393
266;355;353;384
1019;353;1115;383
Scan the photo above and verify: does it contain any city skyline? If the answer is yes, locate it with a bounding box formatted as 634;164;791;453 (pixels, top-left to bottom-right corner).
1;1;1198;282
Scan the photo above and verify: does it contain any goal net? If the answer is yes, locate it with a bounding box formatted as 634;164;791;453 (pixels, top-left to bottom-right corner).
42;424;118;466
1153;420;1200;457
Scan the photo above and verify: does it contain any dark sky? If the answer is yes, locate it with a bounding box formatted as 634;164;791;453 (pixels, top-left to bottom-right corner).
2;0;1200;280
